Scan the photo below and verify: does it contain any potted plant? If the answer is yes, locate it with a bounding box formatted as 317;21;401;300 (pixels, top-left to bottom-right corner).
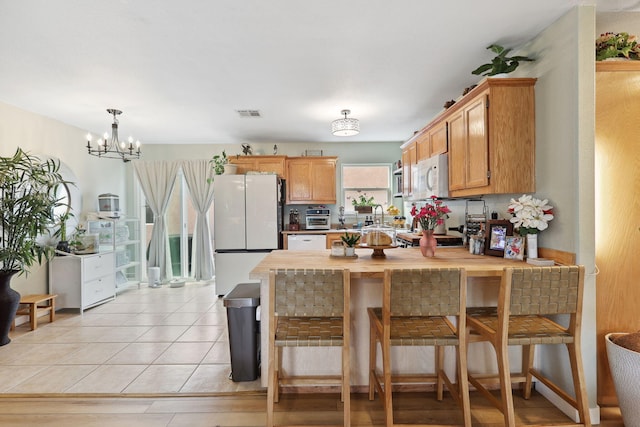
0;148;67;345
471;44;535;77
351;193;376;214
605;331;640;426
596;32;640;61
340;232;361;256
210;150;232;175
53;211;74;253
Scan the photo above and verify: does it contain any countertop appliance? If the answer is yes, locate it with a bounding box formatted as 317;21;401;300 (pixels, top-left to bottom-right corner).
213;174;285;296
305;208;331;230
412;153;449;200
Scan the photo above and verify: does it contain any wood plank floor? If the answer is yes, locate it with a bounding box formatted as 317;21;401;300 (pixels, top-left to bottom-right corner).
0;391;623;426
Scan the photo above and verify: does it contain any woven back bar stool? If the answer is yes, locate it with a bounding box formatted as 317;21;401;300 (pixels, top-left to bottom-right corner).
266;268;350;427
466;265;591;427
368;267;471;427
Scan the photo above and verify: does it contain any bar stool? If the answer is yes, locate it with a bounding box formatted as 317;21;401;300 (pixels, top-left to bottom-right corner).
266;268;350;427
368;268;471;427
466;265;591;427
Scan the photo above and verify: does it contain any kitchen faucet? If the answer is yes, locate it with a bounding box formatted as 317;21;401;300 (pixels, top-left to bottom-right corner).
373;204;384;226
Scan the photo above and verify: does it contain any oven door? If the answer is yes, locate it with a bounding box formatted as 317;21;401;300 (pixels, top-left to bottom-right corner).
306;216;330;230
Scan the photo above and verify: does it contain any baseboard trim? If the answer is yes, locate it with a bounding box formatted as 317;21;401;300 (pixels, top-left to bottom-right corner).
536;381;600;424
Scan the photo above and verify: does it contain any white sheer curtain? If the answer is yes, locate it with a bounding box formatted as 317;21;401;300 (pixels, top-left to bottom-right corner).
132;160;180;282
181;160;215;281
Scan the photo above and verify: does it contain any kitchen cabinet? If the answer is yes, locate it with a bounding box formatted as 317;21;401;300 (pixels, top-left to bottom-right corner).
286;234;326;250
448;94;490;191
595;62;640;406
286;156;337;204
446;78;536;197
400;142;416;198
415;118;448;162
229;155;286;177
325;233;343;249
429;119;448;156
50;252;116;312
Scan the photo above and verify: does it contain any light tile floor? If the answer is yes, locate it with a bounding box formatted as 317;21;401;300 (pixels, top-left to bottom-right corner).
1;282;263;395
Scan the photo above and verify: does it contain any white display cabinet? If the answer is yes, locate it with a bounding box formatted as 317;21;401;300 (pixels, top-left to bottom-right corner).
87;217;141;290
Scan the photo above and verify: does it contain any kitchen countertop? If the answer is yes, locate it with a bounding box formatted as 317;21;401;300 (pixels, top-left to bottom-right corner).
251;247;516;278
282;227;408;235
282;229;337;234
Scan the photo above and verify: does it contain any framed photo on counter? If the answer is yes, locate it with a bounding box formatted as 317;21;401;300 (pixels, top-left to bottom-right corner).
504;236;525;260
485;220;514;257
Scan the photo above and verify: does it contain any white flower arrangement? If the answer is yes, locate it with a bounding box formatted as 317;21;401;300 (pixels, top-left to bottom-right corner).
507;194;554;235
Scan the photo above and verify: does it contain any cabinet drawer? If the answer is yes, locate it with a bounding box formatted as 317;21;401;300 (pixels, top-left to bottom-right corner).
83;253;114;282
82;275;115;307
287;234;326;250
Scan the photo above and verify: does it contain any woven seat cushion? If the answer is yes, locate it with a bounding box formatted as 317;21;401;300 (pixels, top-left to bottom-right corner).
370;307;459;346
275;316;343;347
467;306;574;345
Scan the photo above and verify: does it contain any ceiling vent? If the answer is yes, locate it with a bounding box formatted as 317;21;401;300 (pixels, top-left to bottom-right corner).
236;109;262;118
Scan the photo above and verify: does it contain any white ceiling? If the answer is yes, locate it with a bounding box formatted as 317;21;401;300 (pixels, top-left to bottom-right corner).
0;0;637;145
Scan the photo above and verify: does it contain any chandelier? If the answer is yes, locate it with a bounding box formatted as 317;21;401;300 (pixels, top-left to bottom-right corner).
331;109;360;136
86;109;141;162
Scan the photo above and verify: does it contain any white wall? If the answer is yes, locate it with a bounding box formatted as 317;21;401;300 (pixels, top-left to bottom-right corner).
0;101;127;295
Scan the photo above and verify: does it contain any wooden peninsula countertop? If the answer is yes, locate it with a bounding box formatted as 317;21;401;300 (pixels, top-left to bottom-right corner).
250;246;528;279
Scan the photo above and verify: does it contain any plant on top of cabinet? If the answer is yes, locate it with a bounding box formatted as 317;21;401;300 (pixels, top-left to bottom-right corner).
471;44;535;76
596;32;640;61
210;150;228;175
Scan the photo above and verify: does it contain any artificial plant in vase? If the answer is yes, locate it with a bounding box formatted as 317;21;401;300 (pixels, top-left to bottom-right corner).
0;148;68;345
210;150;228;175
507;194;554;259
341;232;361;256
411;196;451;257
596;32;640;61
471;44;535;76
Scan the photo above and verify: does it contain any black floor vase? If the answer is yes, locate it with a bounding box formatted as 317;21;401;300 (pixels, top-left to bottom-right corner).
0;270;20;346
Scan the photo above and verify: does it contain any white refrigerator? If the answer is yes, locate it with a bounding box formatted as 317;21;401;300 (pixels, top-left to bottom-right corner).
213;174;284;296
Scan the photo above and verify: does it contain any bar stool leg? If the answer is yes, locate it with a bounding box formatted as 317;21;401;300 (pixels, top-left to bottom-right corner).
522;344;535;399
368;320;377;400
436;345;444;400
496;339;516;427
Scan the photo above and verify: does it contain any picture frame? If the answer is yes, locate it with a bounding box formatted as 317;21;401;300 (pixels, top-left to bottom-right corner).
485;220;513;257
504;236;525;260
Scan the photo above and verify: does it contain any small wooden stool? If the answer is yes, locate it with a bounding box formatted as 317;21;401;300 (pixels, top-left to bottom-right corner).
11;294;58;331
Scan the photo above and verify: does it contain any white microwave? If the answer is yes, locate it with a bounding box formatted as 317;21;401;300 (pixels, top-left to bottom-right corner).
411;153;449;200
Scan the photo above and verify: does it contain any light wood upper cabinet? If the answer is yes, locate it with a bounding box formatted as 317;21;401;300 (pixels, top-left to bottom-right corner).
415;132;430;162
429;120;448;156
286;157;337;204
446;78;536;197
400;142;416;198
229;155;286;177
404;78;535;198
447;109;466;191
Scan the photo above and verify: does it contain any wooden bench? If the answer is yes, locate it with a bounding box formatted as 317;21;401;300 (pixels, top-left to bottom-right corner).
11;294;58;331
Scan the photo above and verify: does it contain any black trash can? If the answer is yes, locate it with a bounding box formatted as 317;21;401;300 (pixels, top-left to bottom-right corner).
223;282;261;382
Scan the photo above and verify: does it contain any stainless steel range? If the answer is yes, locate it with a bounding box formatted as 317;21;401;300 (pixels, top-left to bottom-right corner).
305;208;331;230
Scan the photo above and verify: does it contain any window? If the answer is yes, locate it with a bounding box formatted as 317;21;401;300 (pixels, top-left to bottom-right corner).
342;164;392;213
